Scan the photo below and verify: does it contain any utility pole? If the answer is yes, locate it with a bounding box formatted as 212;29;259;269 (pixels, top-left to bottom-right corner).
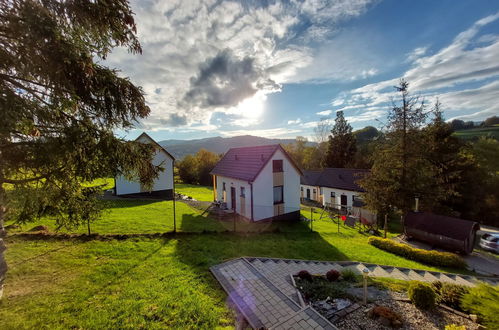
172;160;176;233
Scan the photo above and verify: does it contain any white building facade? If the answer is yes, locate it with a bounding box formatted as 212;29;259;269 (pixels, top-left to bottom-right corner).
115;132;175;199
212;145;302;222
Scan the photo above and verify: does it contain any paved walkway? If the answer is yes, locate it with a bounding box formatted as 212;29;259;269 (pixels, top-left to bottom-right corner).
211;257;499;329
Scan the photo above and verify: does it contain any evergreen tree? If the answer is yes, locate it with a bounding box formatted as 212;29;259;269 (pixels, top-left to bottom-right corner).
0;0;160;234
360;80;427;221
324;111;356;168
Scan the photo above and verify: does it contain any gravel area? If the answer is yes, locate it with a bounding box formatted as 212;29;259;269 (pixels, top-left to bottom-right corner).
335;299;479;330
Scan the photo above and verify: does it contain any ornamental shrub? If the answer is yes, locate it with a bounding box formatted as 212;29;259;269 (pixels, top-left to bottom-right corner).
408;281;437;310
460;283;499;328
297;270;312;281
367;237;466;269
326;269;340;282
340;268;357;282
432;281;469;311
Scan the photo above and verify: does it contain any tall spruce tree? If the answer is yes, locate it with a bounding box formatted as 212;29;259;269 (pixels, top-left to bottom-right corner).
360;80;427;222
324;111;356;168
0;0;161;234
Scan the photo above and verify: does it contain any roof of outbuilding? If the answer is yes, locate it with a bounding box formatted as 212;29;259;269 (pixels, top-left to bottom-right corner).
135;132;175;160
300;168;369;192
210;144;302;182
405;212;480;241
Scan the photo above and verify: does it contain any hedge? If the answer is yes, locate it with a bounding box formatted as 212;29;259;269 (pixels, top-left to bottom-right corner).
368;237;467;269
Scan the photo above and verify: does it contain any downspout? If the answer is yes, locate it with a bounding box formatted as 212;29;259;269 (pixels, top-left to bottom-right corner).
250;182;254;221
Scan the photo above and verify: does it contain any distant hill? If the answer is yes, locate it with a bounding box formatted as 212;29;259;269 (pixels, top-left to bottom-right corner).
453;126;499;141
159;135;316;159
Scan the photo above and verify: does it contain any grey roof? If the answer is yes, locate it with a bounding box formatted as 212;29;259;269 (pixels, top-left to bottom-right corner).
210;144;302;182
300;168;369;192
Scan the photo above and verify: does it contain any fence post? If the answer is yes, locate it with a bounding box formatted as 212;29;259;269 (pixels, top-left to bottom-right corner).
310;207;313;232
233;212;236;233
172;161;176;233
384;214;388;238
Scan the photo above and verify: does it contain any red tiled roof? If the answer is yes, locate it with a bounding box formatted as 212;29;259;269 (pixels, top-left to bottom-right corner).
211;144;301;182
301;168;369;192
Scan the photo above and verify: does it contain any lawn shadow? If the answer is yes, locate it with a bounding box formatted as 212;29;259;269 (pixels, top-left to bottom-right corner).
100;198;162;209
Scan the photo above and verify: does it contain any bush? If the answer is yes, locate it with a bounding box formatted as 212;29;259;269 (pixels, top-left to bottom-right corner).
295;277;347;301
326;269;340;282
432;281;469;311
444;325;465;330
296;270;312;281
341;268;357;282
408;281;436;310
460;283;499;328
368;237;466;269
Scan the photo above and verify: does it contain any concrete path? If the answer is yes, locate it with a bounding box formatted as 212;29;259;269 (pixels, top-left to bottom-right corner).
211;257;499;329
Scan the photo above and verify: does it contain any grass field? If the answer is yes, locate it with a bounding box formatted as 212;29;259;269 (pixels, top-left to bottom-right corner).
175;183;213;201
453;126;499;140
0;188;471;328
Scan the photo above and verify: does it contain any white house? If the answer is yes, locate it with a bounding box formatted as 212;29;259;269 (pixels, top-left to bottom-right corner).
211;144;303;222
115;132;175;199
300;168;369;209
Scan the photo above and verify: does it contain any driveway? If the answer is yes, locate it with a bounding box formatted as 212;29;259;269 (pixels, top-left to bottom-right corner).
395;236;499;277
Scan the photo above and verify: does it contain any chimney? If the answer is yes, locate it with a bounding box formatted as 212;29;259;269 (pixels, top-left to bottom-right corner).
414;197;419;212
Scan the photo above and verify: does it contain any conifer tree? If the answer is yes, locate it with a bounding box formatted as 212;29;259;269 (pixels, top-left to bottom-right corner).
0;0;161;234
324;111;356;168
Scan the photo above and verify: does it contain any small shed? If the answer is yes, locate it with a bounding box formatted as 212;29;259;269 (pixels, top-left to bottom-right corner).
404;212;480;254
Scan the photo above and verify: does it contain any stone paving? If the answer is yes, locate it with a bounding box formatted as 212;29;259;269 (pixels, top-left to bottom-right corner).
211;257;498;329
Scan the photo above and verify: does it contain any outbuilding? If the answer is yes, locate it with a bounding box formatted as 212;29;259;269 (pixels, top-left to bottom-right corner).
115;132;175;199
404;211;480;254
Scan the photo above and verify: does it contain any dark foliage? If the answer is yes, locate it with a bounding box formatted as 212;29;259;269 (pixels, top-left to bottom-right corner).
296;270;313;281
326;269;340;282
408;281;436;310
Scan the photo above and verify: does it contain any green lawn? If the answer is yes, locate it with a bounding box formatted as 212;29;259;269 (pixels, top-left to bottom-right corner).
0;192;471;328
175;183;213;202
453;126;499;140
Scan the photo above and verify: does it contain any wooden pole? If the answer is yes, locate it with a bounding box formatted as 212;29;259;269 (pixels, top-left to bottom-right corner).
310;207;313;232
172;160;176;233
384;214;388;238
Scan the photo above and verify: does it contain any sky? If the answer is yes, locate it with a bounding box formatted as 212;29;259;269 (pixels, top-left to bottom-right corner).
106;0;499;141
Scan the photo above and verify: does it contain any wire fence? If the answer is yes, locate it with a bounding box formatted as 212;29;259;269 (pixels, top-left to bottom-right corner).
8;193;378;236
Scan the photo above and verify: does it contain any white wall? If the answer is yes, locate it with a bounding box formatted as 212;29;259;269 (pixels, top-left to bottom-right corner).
115;135;173;195
252;149;301;221
300;184;319;201
215;175;251;219
321;187;359;208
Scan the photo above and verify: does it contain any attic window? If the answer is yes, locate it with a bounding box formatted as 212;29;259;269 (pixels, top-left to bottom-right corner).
272;160;283;173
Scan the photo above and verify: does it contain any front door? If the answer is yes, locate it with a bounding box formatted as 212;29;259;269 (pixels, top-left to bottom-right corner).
230;187;236;210
341;195;347;207
306;189;310;199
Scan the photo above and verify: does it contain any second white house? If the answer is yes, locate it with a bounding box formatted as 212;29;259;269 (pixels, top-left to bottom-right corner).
211;144;302;222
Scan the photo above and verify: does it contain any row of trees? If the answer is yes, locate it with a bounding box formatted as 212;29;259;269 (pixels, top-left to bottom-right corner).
176;149;221;186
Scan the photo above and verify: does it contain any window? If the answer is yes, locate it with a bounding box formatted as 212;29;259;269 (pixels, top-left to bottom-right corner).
273;186;283;204
240;187;245;198
320;187;323;195
272;159;283;173
222;182;226;191
330;191;336;198
300;187;303;191
313;189;316;194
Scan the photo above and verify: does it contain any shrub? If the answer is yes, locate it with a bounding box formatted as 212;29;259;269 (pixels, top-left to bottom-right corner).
408;281;436;310
368;237;466;269
326;269;340;282
296;270;312;281
432;281;469;311
460;283;499;328
341;268;357;282
444;325;465;330
295;277;347;301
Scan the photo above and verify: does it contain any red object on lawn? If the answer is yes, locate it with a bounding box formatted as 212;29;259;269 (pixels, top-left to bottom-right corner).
341;215;347;221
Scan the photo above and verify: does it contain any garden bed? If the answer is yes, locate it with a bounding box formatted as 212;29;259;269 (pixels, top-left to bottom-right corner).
293;270;480;329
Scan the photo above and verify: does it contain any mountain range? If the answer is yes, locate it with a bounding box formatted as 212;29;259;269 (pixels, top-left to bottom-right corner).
158;135;314;159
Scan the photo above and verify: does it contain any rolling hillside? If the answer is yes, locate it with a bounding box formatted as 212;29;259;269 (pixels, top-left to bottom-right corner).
453;126;499;141
158;135;315;159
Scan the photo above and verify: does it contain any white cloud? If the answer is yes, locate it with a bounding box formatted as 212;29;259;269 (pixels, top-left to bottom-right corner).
106;0;376;130
287;118;302;125
337;12;499;122
316;109;333;116
406;46;428;62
